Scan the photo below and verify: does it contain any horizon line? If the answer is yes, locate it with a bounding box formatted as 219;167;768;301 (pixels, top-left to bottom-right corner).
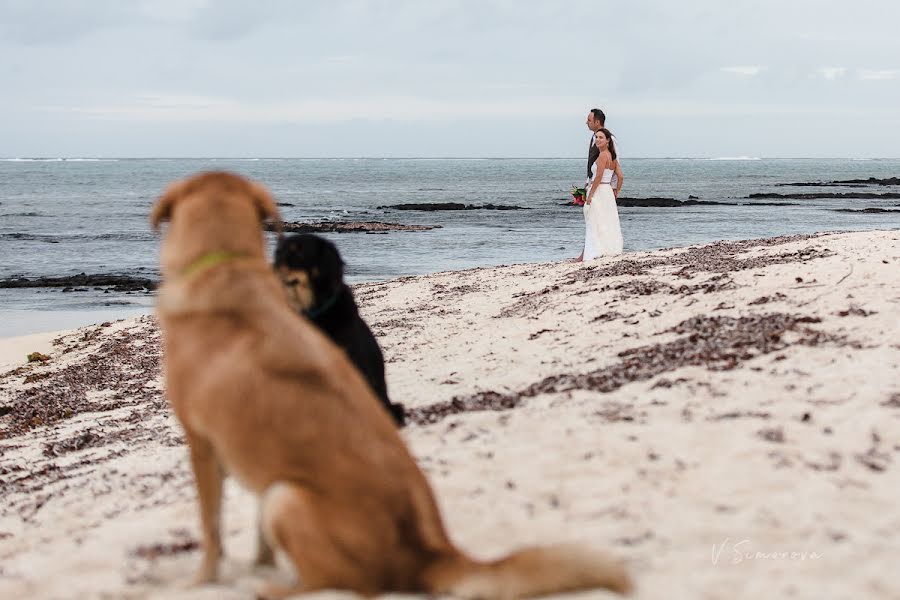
2;156;898;161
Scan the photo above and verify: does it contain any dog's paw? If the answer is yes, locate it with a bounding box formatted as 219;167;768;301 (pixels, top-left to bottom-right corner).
187;558;220;586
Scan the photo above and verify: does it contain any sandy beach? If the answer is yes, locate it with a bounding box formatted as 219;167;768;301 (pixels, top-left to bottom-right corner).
1;229;898;599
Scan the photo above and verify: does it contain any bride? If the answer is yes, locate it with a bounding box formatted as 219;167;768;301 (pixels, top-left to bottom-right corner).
583;128;624;260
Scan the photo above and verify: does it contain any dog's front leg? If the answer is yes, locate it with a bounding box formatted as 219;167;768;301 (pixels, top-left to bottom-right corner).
187;436;225;584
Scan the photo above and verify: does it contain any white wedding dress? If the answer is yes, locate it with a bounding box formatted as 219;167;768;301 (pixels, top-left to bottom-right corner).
583;167;624;259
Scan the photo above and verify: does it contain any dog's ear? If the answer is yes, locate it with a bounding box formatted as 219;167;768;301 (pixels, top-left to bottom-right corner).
273;234;300;267
150;179;188;230
249;182;282;236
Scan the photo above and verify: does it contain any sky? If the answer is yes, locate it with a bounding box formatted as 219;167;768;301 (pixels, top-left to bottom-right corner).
1;0;899;158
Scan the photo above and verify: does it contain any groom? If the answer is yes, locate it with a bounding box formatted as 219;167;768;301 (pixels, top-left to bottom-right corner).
585;108;605;188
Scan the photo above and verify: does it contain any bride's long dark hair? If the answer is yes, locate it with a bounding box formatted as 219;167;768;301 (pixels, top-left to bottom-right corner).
598;127;617;161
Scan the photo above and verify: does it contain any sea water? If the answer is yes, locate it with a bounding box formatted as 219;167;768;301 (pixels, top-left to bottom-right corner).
1;157;898;336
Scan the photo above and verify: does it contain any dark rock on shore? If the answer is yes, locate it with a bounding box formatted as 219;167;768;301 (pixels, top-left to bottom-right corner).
616;197;682;207
617;197;729;207
750;191;900;200
562;197;796;208
379;203;530;211
0;273;157;292
831;208;900;213
269;221;441;234
777;177;900;187
1;233;60;243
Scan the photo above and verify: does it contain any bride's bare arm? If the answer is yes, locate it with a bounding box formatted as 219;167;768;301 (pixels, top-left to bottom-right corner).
613;160;624;197
587;153;610;204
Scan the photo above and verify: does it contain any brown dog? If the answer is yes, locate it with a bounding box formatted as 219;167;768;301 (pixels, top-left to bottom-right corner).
151;171;632;599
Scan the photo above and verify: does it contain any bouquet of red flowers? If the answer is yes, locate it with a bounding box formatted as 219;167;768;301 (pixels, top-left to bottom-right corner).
570;185;586;206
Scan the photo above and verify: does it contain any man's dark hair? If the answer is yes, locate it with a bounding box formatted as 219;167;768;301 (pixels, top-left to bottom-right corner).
590;108;606;125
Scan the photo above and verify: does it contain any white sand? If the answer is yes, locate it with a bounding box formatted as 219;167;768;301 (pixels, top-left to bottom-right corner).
1;230;898;599
0;331;58;372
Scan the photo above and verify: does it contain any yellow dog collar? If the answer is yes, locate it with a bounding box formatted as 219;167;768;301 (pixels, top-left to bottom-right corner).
180;250;246;278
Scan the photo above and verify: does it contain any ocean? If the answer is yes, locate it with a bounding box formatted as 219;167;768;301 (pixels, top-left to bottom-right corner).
1;157;898;337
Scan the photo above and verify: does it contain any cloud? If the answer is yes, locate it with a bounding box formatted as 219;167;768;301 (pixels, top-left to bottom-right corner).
0;0;129;44
39;93;883;125
0;0;304;44
858;69;899;80
720;66;765;76
36;94;585;122
818;67;847;80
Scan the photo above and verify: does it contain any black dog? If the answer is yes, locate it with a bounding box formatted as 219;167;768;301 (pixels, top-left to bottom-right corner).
274;234;405;427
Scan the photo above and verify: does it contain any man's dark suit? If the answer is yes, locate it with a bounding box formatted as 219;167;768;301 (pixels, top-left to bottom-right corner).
587;132;599;181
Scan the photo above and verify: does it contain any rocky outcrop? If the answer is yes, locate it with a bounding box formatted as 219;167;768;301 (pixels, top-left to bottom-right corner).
616;197;729;207
0;273;157;292
268;221;441;234
831;208;900;213
378;203;529;211
749;192;900;200
777;177;900;187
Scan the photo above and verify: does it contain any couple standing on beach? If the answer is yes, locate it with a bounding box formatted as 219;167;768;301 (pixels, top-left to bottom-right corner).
577;108;624;261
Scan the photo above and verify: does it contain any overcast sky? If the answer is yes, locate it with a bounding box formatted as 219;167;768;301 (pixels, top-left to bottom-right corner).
1;0;898;158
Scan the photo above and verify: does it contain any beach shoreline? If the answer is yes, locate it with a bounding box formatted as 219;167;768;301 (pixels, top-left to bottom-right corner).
0;306;154;340
1;229;898;599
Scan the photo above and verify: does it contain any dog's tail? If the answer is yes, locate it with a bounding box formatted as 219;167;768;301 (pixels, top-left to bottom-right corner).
423;544;632;599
